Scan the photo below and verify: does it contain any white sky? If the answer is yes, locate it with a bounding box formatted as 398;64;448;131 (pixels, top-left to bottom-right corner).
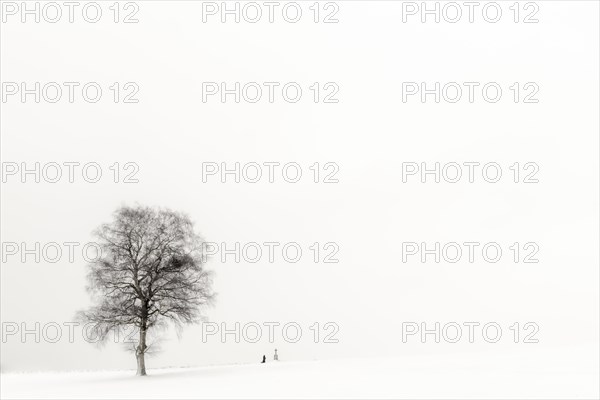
1;1;599;373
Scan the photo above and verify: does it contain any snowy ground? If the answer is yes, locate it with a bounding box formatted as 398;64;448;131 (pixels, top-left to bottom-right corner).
2;348;598;399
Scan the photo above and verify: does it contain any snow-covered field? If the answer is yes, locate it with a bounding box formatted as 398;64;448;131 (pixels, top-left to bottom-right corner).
2;349;598;399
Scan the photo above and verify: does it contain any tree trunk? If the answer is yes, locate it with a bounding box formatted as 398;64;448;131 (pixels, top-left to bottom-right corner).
136;325;147;376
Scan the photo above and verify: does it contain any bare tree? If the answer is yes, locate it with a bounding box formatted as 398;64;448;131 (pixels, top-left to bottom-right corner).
78;205;214;376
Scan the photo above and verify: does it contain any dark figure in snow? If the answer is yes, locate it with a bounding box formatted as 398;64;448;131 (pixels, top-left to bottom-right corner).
274;349;278;361
261;355;266;363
